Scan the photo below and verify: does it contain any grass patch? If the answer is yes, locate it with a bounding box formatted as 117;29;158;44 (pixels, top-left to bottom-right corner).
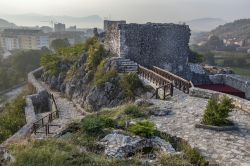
9;139;140;166
119;73;145;98
94;60;118;86
0;88;32;144
159;154;192;166
157;132;208;166
129;121;157;138
231;67;250;77
81;114;115;136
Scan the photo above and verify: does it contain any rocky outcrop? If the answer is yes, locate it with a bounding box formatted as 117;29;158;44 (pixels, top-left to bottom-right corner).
42;55;131;112
98;131;175;158
0;147;14;165
85;81;127;111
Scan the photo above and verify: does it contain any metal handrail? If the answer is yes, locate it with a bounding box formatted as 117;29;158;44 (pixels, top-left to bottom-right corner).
32;93;60;135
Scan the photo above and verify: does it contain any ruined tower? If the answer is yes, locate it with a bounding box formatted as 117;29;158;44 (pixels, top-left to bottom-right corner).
104;20;191;74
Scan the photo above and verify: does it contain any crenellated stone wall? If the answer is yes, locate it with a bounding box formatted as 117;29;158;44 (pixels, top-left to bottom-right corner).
104;21;191;75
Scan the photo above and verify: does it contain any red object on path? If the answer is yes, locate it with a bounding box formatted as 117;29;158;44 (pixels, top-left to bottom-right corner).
196;84;245;98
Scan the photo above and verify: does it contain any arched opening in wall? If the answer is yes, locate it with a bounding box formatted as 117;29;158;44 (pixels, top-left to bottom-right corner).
195;84;245;98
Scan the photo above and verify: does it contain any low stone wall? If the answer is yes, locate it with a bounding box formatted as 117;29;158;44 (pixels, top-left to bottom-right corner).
1;67;51;146
209;74;250;100
190;87;250;114
27;67;51;114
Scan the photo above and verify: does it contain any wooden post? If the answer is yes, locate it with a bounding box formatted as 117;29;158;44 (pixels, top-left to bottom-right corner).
33;124;37;135
170;84;174;96
163;86;166;100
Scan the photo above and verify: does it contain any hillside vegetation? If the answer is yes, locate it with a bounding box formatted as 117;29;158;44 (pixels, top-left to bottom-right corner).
211;19;250;39
0;48;50;91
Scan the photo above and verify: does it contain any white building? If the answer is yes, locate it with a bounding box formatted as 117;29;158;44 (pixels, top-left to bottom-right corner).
38;36;49;49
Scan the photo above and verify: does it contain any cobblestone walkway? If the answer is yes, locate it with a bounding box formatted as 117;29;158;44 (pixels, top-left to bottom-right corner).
150;90;250;166
34;82;85;139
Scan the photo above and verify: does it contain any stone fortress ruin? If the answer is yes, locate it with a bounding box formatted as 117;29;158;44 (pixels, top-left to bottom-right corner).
104;20;191;75
103;20;250;99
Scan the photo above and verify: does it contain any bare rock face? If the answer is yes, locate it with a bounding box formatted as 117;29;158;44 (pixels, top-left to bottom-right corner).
42;55;131;112
0;147;14;166
98;132;175;158
84;80;126;112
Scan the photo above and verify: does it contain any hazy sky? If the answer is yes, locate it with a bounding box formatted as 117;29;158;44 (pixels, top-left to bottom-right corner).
0;0;249;22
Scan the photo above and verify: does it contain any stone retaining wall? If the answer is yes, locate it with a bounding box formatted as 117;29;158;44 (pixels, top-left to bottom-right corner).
190;87;250;114
1;67;51;146
209;74;250;100
27;67;51;114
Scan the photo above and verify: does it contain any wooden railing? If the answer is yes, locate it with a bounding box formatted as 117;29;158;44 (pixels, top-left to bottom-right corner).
152;66;191;94
32;93;60;136
138;65;173;99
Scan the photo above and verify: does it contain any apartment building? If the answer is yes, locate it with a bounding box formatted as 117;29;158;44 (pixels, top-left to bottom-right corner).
0;29;49;50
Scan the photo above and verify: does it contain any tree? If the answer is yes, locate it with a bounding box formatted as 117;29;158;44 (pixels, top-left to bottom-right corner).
204;35;224;50
204;52;216;65
50;39;70;51
189;50;204;63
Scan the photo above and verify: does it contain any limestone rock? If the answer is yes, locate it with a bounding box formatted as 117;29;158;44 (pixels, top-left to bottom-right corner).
98;132;175;158
149;107;171;116
135;99;154;107
0;147;14;165
84;80;126;111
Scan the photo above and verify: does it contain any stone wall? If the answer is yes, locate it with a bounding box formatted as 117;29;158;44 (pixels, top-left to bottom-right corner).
104;20;126;32
209;74;250;100
1;68;51;146
190;87;250;114
27;67;51;113
104;21;191;75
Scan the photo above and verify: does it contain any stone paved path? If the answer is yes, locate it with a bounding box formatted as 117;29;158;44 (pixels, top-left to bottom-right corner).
33;82;85;139
150;90;250;166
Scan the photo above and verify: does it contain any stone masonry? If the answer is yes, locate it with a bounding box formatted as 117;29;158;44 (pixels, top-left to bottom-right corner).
209;74;250;100
104;21;191;75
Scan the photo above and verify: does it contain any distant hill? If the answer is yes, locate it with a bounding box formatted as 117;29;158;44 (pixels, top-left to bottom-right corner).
210;19;250;39
186;18;226;32
0;18;16;28
2;14;103;28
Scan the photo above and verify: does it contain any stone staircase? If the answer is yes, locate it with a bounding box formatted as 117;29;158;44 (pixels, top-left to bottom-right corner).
114;57;138;73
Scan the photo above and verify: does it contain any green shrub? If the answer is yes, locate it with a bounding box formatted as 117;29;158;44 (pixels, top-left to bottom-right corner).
129;121;156;138
41;44;85;76
81;115;115;135
202;96;235;126
94;60;118;86
181;144;208;166
86;39;107;70
0;92;27;144
124;104;146;118
120;73;144;98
